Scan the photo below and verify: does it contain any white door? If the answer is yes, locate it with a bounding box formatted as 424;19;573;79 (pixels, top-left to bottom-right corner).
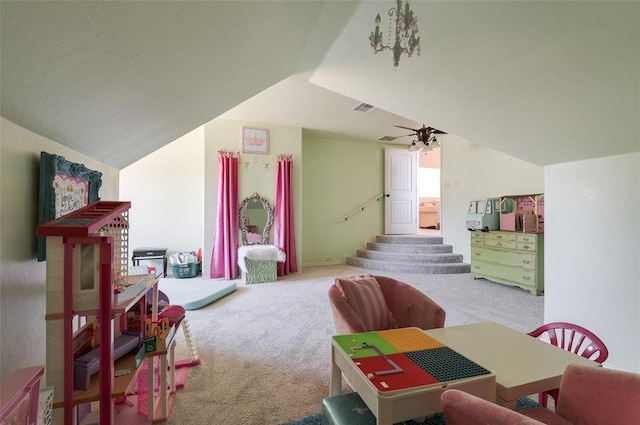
384;147;417;234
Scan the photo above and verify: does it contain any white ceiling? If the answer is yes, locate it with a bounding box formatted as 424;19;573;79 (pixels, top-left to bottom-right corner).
220;75;422;144
1;1;638;169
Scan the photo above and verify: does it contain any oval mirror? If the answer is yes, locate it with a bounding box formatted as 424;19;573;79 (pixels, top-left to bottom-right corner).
239;193;274;245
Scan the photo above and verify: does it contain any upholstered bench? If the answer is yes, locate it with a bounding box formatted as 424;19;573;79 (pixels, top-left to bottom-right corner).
322;392;376;425
237;245;285;284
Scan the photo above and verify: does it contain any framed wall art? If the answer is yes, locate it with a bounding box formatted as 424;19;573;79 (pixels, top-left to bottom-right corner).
37;151;103;261
242;127;269;155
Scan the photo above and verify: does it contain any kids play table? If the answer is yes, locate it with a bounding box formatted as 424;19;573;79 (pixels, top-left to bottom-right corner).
329;327;496;425
425;321;599;408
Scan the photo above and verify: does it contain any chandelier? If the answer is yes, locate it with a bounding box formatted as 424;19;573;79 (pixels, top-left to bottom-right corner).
369;0;421;67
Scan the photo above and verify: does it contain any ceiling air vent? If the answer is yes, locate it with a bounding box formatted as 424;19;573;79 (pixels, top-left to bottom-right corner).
377;136;398;141
352;102;378;113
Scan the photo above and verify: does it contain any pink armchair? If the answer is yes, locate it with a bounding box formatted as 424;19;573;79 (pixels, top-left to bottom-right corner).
441;364;640;425
328;275;445;334
521;363;640;425
441;389;543;425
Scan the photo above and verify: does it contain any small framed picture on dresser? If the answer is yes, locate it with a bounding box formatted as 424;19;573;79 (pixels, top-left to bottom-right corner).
242;127;269;155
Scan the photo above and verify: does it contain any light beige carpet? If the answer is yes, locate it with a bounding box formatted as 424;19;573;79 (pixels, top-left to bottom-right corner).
159;264;543;425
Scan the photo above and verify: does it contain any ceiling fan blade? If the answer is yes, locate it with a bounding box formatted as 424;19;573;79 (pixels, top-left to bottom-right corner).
387;133;416;140
394;125;418;132
432;129;447;134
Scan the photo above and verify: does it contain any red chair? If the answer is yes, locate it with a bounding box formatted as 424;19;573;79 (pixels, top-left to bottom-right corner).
527;322;608;407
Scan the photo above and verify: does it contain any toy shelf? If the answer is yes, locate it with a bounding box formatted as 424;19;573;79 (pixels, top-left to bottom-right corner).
69;320;182;405
114;274;157;314
43;274;154;321
76;322;182;425
499;193;544;233
64;354;139;406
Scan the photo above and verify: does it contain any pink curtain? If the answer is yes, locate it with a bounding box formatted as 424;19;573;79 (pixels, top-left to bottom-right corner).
274;154;298;275
210;150;240;279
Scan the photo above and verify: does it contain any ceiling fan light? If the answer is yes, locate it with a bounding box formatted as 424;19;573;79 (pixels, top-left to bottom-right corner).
409;142;420;151
430;138;440;148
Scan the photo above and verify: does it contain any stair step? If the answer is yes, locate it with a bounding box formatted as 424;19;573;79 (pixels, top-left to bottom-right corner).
367;242;453;254
355;249;463;264
346;257;470;274
348;233;469;274
376;235;444;245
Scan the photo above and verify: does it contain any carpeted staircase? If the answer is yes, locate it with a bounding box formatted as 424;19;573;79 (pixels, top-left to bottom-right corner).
346;235;470;274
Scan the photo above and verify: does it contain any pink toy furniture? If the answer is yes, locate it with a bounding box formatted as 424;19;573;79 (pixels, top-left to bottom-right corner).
441;388;541;425
527;322;608;407
328;275;445;334
0;366;44;425
441;363;640;425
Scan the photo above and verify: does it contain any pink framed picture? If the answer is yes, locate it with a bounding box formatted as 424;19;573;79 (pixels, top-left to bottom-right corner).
242;127;269;155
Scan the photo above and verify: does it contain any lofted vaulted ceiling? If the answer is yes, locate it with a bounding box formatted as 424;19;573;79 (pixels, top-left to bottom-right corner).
1;1;638;170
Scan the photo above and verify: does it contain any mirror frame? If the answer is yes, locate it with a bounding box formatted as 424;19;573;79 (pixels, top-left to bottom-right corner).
239;192;274;245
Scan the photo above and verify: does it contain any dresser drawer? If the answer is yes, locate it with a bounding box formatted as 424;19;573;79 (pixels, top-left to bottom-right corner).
471;261;537;288
473;232;538;251
482;231;516;249
516;234;537;244
471;247;537;269
484;238;517;249
484;232;517;243
516;241;537;252
471;235;485;246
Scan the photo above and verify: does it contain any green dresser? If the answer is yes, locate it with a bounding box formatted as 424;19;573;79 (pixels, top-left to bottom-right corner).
470;230;544;295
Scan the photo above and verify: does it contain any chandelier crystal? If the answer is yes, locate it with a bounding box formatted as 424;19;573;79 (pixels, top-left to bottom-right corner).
369;0;421;67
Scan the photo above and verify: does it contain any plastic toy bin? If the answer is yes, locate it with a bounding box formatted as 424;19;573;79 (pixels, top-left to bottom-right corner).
172;262;200;279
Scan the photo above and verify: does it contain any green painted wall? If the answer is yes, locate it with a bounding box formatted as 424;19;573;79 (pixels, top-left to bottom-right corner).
302;133;396;265
203;119;303;274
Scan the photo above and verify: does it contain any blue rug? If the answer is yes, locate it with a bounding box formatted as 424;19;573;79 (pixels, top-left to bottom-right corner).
159;279;236;310
279;396;540;425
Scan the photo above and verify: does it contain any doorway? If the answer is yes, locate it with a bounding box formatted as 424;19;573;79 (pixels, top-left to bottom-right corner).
418;147;441;234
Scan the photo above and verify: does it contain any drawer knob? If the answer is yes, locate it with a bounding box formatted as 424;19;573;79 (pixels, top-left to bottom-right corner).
497;235;502;239
474;252;480;256
474;266;480;270
523;276;530;280
497;242;502;246
523;245;530;249
523;260;530;264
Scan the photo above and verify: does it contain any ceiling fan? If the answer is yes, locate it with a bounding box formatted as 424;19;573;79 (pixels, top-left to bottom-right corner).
393;124;447;151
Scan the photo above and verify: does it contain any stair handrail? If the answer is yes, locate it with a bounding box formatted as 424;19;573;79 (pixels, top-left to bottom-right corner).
335;194;384;223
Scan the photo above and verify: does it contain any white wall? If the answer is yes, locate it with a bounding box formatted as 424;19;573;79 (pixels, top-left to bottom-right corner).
440;134;544;261
119;127;205;273
0;118;119;380
545;153;640;372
